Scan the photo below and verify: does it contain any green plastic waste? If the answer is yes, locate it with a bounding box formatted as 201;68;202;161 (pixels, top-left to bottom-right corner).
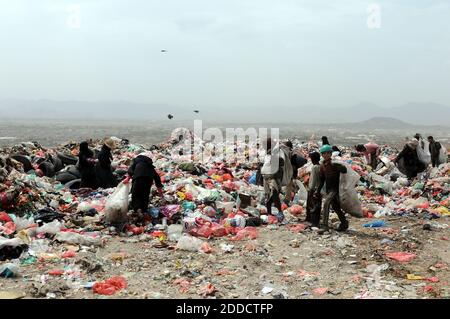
21;256;37;266
182;201;196;211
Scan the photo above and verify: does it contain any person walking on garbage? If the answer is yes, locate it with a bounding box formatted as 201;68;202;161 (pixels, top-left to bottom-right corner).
355;142;380;169
315;145;348;233
306;152;322;227
428;136;442;168
124;152;163;223
395;139;426;179
78;141;98;189
96;138;118;189
261;138;284;219
283;140;307;204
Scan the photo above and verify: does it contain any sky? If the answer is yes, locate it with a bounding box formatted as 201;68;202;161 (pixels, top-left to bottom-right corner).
0;0;449;109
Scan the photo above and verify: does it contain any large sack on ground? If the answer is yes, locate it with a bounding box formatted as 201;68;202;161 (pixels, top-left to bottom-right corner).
336;162;363;218
104;182;130;224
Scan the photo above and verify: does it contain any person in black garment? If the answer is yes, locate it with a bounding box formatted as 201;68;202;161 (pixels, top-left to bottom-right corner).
78;141;97;189
95;138;118;189
124;152;163;223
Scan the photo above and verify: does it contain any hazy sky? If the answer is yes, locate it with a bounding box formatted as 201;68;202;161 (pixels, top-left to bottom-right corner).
1;0;449;109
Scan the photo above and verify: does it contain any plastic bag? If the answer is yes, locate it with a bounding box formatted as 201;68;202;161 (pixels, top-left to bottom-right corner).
229;227;258;241
0;237;24;249
287;205;304;216
363;220;386;228
176;235;204;252
167;224;183;242
338;163;363;218
294;180;308;202
160;205;181;219
55;232;103;247
190;224;213;239
14;217;36;231
0;212;12;223
0;263;20;278
0;222;16;235
197;188;220;202
36;220;63;235
93;276;128;295
216;201;234;214
77;202;93;213
104;182;130;224
385;252;416;263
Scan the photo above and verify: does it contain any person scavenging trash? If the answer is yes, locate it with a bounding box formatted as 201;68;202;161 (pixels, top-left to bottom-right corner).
260;138;293;221
355;142;380;169
283;140;307;205
315;144;348;234
78;141;98;189
124;152;163;224
96;138;119;189
306;151;322;227
395;139;426;179
428;136;442;168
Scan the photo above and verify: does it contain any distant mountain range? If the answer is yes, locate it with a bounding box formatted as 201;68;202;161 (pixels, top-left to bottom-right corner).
333;116;449;130
0;99;449;127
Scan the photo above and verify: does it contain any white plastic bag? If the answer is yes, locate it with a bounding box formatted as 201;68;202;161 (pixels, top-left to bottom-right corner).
176;234;204;252
294;180;308;202
55;232;103;247
104;182;130;223
36;220;63;235
368;173;394;195
77;201;93;213
0;236;24;249
14;217;35;231
167;224;183;242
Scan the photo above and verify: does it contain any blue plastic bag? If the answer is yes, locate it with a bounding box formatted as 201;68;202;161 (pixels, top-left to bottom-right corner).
363;220;386;228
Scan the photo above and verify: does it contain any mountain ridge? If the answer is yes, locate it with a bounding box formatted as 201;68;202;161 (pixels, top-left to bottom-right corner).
0;99;449;126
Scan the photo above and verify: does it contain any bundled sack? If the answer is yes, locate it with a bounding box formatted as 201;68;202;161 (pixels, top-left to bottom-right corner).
438;146;448;165
104;182;131;223
416;138;431;165
336;162;363;218
260;143;293;187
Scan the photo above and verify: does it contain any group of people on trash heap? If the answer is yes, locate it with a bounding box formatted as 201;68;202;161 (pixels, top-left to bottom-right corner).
395;134;444;178
78;138;163;224
258;137;348;234
77;132;445;235
78;138;119;189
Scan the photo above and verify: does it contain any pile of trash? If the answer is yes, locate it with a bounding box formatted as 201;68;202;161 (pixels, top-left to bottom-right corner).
0;132;449;299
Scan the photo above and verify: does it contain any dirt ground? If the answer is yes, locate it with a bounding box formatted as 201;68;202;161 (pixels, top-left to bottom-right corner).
1;214;449;299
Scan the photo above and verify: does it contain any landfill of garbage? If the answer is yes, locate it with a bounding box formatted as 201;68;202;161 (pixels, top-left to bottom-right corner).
0;131;449;299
